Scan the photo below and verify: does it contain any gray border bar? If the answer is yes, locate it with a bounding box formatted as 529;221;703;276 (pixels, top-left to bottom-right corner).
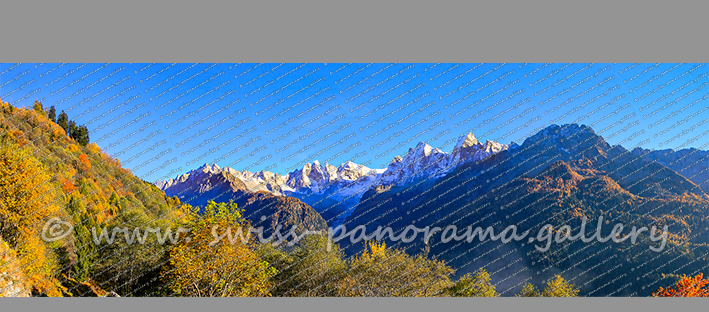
1;0;707;62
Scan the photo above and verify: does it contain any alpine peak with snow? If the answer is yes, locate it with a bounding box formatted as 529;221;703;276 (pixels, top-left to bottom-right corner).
157;131;510;223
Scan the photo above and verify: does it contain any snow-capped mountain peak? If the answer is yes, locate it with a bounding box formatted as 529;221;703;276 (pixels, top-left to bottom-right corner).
454;132;479;151
376;133;508;187
159;131;510;196
408;141;434;157
157;131;510;224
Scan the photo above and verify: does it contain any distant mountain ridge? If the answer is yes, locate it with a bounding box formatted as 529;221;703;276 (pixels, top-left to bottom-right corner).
157;124;709;227
631;147;709;193
157;132;511;223
153;164;327;235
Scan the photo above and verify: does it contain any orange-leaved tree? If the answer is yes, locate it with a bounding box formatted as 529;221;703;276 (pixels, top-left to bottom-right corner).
653;273;709;297
77;154;91;173
60;178;77;194
0;134;62;296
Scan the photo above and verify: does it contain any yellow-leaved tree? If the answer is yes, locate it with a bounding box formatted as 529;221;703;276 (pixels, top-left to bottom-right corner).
445;268;498;297
0;133;62;296
163;200;275;296
338;241;454;297
516;275;579;297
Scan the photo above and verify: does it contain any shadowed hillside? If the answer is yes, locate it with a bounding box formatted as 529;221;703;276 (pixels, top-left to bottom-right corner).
344;124;709;296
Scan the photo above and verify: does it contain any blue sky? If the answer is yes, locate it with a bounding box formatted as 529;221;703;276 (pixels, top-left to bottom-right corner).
1;63;707;183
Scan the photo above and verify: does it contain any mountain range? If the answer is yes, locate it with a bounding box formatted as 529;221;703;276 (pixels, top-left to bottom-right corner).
157;132;509;224
157;123;709;296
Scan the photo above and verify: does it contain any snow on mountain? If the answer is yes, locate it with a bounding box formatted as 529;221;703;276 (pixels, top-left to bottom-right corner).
156;132;509;224
158;160;380;196
455;132;480;151
157;131;509;198
377;142;451;186
376;132;509;187
157;158;386;224
450;132;507;168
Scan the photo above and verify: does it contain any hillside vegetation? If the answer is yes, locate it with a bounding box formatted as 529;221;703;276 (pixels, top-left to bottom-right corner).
0;101;187;296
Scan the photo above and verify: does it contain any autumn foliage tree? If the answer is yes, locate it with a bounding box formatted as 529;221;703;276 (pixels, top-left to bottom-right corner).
67;196;97;282
337;241;454;297
0;134;62;295
77;154;91;173
446;268;498;297
164;200;275;296
60;178;77;194
653;274;709;297
262;234;348;296
516;275;579;297
32;100;44;113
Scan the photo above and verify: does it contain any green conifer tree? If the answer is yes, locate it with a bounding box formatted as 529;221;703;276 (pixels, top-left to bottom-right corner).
68;120;78;141
47;106;57;123
57;110;69;133
76;125;90;146
68;196;97;282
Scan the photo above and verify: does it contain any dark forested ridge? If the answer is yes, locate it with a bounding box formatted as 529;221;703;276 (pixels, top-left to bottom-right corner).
343;124;709;296
631;147;709;193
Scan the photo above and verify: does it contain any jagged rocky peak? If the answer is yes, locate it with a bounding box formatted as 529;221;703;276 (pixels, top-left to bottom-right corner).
337;160;377;181
454;132;479;151
255;169;277;181
340;160;361;169
204;162;221;172
408;141;435;158
190;162;223;175
381;142;447;186
302;162;312;172
156;162;221;190
452;132;508;152
306;160;330;184
481;140;505;153
515;123;611;159
375;132;512;187
449;133;509;167
339;160;359;171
